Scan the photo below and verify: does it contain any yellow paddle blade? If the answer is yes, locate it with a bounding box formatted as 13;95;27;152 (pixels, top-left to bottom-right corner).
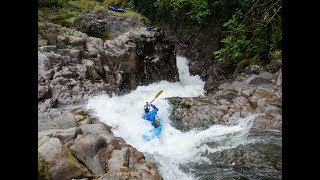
155;90;163;99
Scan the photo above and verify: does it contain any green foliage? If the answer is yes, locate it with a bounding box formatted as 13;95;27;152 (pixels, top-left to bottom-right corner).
103;0;129;7
153;0;211;24
39;0;103;27
213;0;282;72
38;0;68;8
127;0;135;10
131;0;281;72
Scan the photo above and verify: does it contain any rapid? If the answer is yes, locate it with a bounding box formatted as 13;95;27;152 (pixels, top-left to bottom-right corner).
86;56;257;179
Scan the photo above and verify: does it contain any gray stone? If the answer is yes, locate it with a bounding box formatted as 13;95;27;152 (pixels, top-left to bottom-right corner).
38;137;91;180
70;134;107;175
107;147;130;172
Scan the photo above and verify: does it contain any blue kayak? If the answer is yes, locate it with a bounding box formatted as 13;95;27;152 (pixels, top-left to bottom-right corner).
142;116;163;141
108;5;125;12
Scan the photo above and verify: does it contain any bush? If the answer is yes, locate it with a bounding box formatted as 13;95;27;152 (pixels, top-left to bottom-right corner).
38;0;67;8
213;0;282;72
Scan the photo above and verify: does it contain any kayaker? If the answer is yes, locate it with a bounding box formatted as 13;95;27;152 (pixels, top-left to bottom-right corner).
144;102;160;128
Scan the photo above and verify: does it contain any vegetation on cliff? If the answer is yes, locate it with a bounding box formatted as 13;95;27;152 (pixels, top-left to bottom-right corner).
38;0;142;28
133;0;282;72
39;0;282;73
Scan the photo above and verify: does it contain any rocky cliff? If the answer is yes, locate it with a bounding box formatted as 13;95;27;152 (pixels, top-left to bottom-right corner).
38;14;178;112
38;9;178;179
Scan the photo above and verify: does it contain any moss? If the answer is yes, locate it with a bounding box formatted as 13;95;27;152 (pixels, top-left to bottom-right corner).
38;21;45;28
38;153;50;180
102;0;129;8
96;32;112;40
39;0;102;27
119;172;131;180
61;144;91;176
71;109;90;122
122;161;128;167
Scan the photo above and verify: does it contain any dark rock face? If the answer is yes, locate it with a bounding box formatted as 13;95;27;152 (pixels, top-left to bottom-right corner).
38;22;178;112
72;9;144;39
162;24;233;93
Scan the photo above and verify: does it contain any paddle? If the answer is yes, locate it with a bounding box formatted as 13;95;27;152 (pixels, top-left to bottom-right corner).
148;90;163;105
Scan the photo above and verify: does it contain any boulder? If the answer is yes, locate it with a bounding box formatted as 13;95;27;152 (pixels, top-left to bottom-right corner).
70;134;107;175
72;9;144;39
38;137;91;180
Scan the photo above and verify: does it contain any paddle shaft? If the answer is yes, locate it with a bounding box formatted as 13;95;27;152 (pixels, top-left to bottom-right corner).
148;90;163;106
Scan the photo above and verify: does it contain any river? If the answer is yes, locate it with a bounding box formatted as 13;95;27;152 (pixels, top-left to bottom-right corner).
86;56;266;179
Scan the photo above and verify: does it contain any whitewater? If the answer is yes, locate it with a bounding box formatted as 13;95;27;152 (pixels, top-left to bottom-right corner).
86;56;257;180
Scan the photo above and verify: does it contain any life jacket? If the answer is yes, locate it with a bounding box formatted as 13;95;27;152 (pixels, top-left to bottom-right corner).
144;107;157;121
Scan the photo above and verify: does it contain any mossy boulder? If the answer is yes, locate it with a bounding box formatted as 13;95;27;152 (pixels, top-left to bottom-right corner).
38;137;91;180
38;153;50;180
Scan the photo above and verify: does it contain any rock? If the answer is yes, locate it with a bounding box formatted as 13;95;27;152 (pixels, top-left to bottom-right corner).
39;45;57;52
250;115;282;132
169;66;281;133
168;96;231;131
38;153;50;180
70;49;82;60
70;134;107;175
38;109;79;131
276;69;282;86
38;137;91;180
38;98;57;113
252;86;275;99
38;22;178;107
79;123;112;135
266;60;282;73
103;27;179;92
259;71;274;80
134;151;145;160
38;51;54;80
85;37;104;58
38;127;81;144
38;85;52;101
244;65;261;74
249;77;273;85
72;9;144;39
210;143;282;179
107;147;130;172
